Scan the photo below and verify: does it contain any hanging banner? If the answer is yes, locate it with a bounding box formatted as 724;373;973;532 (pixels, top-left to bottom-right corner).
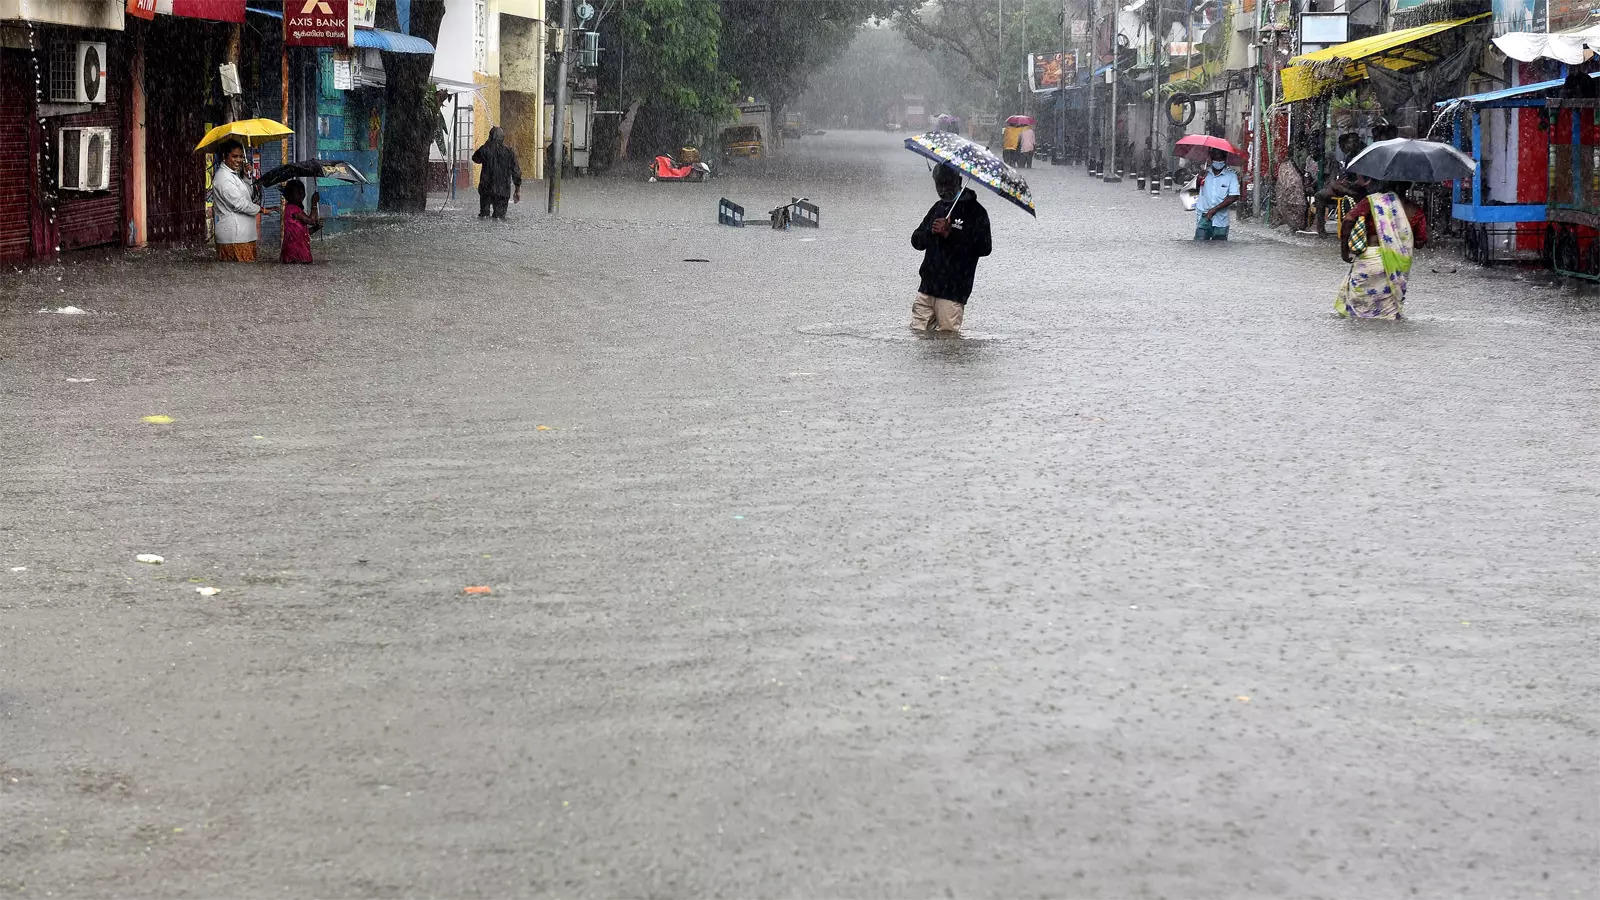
1028;51;1078;93
285;0;352;47
154;0;245;21
350;0;377;29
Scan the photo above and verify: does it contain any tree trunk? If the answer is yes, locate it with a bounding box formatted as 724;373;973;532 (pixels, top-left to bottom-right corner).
616;98;642;162
377;0;448;213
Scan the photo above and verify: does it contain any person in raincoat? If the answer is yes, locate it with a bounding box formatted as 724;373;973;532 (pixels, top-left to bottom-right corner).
909;163;992;333
472;126;522;219
211;140;272;262
1001;122;1023;166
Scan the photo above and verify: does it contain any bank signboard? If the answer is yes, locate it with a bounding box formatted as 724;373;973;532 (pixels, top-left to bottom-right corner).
285;0;351;48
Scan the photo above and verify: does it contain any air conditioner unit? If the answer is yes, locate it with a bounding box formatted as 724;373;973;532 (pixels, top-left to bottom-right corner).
73;42;107;103
59;127;112;192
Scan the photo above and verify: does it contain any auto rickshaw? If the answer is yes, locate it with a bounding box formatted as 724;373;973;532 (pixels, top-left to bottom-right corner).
720;125;763;161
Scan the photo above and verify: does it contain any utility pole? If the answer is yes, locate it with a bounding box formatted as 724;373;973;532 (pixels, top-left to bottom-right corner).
1085;0;1096;173
998;0;1005;119
1248;0;1260;217
1019;0;1030;111
1150;1;1163;194
1059;0;1070;164
1104;20;1120;182
548;0;574;214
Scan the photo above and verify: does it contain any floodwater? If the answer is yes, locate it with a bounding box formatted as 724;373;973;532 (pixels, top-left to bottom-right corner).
1;131;1595;898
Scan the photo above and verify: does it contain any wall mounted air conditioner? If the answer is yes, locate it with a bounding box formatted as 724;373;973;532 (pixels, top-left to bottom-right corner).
52;42;107;103
59;127;112;191
75;42;106;103
51;42;107;103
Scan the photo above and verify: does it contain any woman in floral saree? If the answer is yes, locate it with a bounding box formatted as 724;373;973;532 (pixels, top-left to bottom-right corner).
1336;180;1428;319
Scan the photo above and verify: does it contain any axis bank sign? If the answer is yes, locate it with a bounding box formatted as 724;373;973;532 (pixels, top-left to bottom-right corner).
285;0;351;47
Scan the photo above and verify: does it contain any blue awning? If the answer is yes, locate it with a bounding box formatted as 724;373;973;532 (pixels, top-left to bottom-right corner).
1078;63;1113;85
353;28;433;54
1440;71;1600;107
246;7;434;54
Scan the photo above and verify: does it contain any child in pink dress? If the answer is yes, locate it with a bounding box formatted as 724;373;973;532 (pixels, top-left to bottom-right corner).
279;180;320;264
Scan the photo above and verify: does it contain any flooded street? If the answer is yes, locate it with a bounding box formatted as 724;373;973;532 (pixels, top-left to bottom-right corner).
2;131;1595;897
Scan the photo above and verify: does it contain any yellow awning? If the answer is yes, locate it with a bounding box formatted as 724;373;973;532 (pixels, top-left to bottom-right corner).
1280;13;1490;103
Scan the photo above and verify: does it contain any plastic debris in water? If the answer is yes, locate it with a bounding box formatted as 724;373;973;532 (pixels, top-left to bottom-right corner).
65;377;95;383
195;587;220;597
141;415;175;424
38;306;86;314
463;586;492;595
8;567;25;573
135;554;164;564
536;425;552;431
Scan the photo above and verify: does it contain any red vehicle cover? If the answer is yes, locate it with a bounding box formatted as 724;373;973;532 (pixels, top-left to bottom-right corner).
653;155;696;179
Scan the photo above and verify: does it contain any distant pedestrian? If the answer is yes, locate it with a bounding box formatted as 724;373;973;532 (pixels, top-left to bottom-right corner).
910;163;992;333
210;139;272;262
1018;125;1036;168
472;126;522;219
278;180;321;264
1001;122;1023;166
1194;148;1240;241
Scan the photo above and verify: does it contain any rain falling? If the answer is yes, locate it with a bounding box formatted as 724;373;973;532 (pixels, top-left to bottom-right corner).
1;1;1595;896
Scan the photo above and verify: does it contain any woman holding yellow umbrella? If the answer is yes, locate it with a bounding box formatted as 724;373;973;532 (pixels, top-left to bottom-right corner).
196;119;292;262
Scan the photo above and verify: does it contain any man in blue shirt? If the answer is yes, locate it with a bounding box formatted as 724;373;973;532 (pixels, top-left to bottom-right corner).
1194;148;1241;241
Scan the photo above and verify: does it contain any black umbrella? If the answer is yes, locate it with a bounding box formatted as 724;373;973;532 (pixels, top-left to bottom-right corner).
259;159;370;187
1346;138;1475;182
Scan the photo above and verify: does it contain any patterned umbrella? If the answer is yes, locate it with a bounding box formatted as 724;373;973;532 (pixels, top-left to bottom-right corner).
904;131;1037;218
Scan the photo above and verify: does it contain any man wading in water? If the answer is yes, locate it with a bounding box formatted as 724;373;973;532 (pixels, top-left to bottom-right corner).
909;163;993;333
472;126;522;219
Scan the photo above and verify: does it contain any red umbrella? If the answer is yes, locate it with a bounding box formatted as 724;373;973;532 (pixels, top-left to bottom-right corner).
1006;115;1036;126
1175;134;1242;164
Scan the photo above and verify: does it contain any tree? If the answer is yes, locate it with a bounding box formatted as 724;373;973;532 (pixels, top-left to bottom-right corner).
889;0;1072;113
718;1;891;121
594;0;891;161
609;0;735;159
794;24;960;128
376;0;448;213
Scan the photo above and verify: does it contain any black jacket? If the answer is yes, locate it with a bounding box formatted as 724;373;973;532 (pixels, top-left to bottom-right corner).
472;141;522;197
911;191;992;304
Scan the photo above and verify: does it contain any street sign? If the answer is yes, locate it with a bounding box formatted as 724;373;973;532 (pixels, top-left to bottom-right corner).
1071;19;1088;39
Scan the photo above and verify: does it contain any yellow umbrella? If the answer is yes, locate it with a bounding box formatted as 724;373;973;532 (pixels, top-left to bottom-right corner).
195;118;293;152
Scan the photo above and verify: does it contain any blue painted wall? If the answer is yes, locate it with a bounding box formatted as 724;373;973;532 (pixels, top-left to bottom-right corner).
313;48;384;218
